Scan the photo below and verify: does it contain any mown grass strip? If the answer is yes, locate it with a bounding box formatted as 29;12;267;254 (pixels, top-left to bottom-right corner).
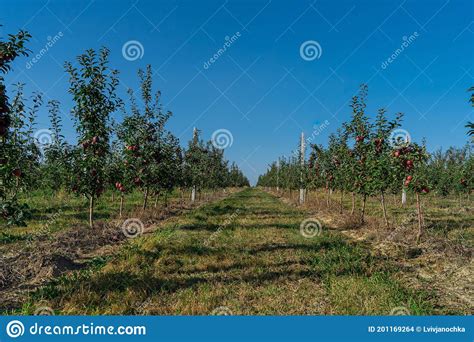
16;188;444;315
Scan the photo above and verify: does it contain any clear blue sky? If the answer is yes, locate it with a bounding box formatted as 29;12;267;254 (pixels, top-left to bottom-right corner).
2;0;473;184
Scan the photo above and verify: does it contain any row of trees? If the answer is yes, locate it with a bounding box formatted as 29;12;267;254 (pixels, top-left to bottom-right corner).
1;29;248;227
1;27;34;226
257;85;473;241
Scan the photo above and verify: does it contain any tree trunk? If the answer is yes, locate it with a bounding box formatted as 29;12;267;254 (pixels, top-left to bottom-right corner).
380;191;389;228
191;186;196;203
142;187;149;210
315;190;320;207
351;192;355;215
154;196;158;208
299;131;305;206
339;190;344;214
299;188;305;205
326;187;330;209
416;192;423;243
89;196;94;228
360;194;367;224
119;194;124;218
401;187;407;206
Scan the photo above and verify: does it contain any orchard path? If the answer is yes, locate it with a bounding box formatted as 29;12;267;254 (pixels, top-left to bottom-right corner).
27;188;438;315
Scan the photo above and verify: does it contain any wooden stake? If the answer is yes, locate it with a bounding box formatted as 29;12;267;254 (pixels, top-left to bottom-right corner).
299;132;306;205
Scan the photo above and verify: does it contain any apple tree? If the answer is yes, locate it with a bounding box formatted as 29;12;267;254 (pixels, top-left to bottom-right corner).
65;48;121;227
0;28;34;226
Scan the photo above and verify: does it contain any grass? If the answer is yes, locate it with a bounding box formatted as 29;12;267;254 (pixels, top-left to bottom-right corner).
0;188;211;247
0;189;145;242
16;188;443;315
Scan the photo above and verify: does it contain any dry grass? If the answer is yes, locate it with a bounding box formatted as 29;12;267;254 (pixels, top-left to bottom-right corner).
270;188;473;314
0;189;233;312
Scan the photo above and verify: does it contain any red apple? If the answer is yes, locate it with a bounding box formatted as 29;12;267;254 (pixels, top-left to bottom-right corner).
12;168;21;177
0;105;9;114
82;140;90;149
0;114;10;126
406;175;413;181
126;145;138;152
3;53;13;61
